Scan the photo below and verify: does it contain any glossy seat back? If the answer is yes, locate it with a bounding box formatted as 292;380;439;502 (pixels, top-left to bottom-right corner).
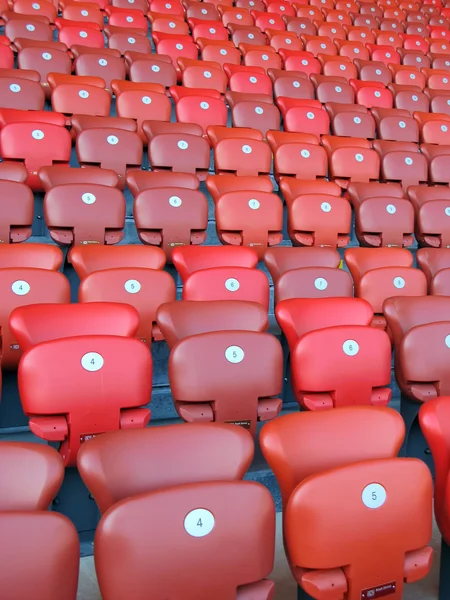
157;300;268;349
0;244;63;270
0;180;34;243
18;335;152;466
9;303;140;350
0;442;64;510
78;422;254;513
169;330;283;436
172;246;259;281
0;512;79;600
95;481;275;600
69;244;166;278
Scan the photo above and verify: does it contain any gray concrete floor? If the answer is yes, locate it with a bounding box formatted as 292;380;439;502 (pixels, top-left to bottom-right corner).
76;513;441;600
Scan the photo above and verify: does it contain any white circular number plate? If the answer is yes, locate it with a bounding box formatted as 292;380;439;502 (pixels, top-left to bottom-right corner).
10;84;20;93
445;207;450;217
242;145;252;154
142;96;151;104
81;352;104;372
79;31;88;38
225;345;244;364
343;339;359;356
225;278;240;292
178;140;188;150
248;199;260;210
393;276;405;289
301;149;310;158
200;101;209;110
107;135;119;145
99;58;107;66
255;106;263;114
82;192;96;205
42;52;52;60
125;279;141;294
12;280;30;296
446;334;450;349
169;195;182;207
386;204;396;214
79;90;89;99
321;202;331;213
184;509;215;537
362;483;386;509
151;64;160;72
314;277;328;290
32;129;44;140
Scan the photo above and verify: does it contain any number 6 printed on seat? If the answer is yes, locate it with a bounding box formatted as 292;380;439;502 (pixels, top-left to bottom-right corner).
18;335;152;467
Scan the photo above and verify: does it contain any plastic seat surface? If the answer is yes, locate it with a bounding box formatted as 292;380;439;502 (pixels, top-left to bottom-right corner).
69;245;166;278
77;422;254;513
0;244;63;270
172;246;259;281
18;335;152;466
9;303;140;350
169;330;282;436
0;180;33;244
0;442;64;510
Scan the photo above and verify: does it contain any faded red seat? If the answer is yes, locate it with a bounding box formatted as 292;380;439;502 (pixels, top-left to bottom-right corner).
345;248;428;330
385;296;450;401
373;140;428;190
0;180;33;244
408;185;450;247
127;170;200;194
265;246;353;303
0;442;63;510
260;408;433;599
78;422;255;513
79;268;176;345
0;512;79;600
115;88;171;137
345;181;414;248
417;248;450;293
326;102;376;139
18;46;72;96
39;165;120;189
0;267;70;370
322;135;381;187
134;187;208;261
209;126;272;176
277;297;392;410
172;245;259;281
267;131;327;181
69;244;166;278
10;303;140;350
0;243;63;270
18;335;152;466
206;174;273;201
169;330;282;435
44;184;126;247
157;300;268;349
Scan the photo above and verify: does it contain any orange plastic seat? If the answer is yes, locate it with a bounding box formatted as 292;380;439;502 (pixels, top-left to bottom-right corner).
69;244;166;278
0;268;70;369
18;335;152;466
76;128;143;189
172;245;259;282
345;248;427;329
115;89;171;137
0;512;79;600
157;300;268;349
0;122;71;191
206;173;273;201
169;330;282;435
134;187;208;261
260;409;433;599
215;190;283;259
79;268;175;344
265;246;353;302
287;192;351;248
10;303;140;352
277;297;392;409
44;183;126;247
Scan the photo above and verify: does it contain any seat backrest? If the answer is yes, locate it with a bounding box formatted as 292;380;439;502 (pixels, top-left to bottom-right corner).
0;244;63;270
0;442;64;510
276;297;373;350
79;267;176;344
0;512;79;600
169;330;283;436
0;180;34;243
18;335;152;466
78;422;254;513
285;458;432;600
417;248;450;286
384;295;450;346
69;244;166;278
95;481;275;600
44;183;126;246
264;248;341;282
9;303;140;351
157;300;268;349
419;397;450;544
344;247;415;284
260;406;405;506
172;246;259;281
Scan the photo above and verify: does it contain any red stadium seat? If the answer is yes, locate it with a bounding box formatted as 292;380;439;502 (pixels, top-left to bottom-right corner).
265;246;353;302
18;47;72;96
157;300;268;349
175;94;228;133
373;140;428;190
210;126;272;176
127;170;200;194
116;88;171;137
0;76;45;110
59;25;104;49
408;185;450;246
0;512;79;600
260;408;433;599
128;55;177;87
134;187;208;261
39;165;120;189
206;173;273;200
75;52;126;93
0;442;63;510
69;244;166;278
417;247;450;293
345;248;427;329
172;245;259;281
0;122;71;191
268;130;328;180
322;135;381;186
77;422;255;513
18;335;152;466
0;180;33;244
169;330;282;434
0;268;70;369
0;243;63;270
